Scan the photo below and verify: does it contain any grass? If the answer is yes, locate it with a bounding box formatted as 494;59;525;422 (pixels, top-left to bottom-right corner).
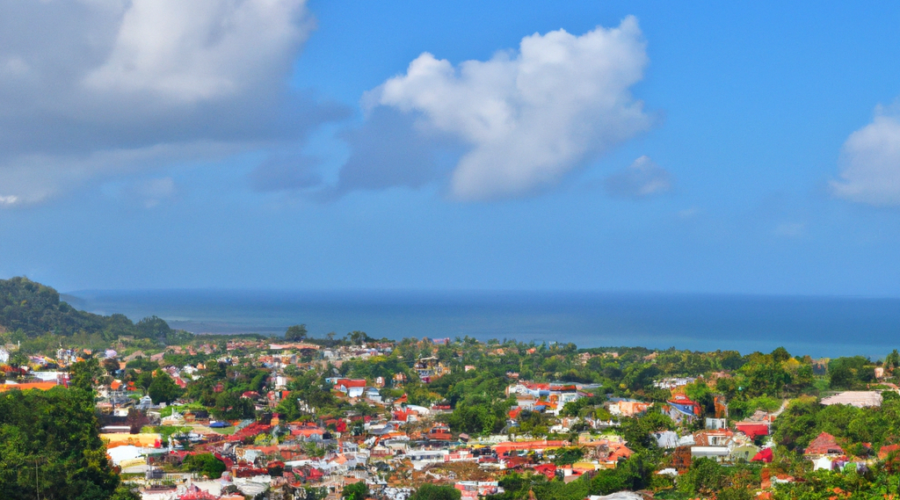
208;425;238;435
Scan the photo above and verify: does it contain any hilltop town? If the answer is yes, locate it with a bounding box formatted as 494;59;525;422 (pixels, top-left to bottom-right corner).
4;299;900;500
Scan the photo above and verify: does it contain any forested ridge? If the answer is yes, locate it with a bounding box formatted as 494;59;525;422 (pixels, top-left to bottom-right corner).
0;276;187;344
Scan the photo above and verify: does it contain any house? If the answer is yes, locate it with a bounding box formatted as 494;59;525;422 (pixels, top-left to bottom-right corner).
415;357;451;382
731;444;761;462
364;387;382;403
752;447;774;463
426;423;453;441
608;399;651;417
332;378;367;398
820;391;883;408
666;396;701;422
705;418;727;430
804;432;845;458
654;377;696;390
0;381;57;392
691;446;730;462
735;421;770;439
879;444;900;460
652;431;679;449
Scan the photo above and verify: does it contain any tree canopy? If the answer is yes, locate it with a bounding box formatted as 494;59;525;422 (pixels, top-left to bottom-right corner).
0;386;136;500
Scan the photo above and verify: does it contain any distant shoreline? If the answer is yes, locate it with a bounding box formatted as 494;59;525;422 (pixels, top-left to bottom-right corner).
63;289;900;359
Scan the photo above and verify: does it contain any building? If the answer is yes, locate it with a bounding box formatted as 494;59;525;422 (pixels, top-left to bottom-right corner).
331;378;367;398
820;391;883;408
804;432;845;458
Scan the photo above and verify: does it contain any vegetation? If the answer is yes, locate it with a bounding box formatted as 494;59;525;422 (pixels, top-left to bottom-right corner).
0;277;191;348
409;484;462;500
182;453;227;479
0;386;137;500
341;481;369;500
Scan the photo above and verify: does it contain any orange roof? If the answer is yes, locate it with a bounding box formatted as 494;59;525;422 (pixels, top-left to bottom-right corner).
0;382;58;392
336;379;367;388
494;440;568;454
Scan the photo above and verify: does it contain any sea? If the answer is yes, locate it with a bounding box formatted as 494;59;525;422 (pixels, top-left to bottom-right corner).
63;290;900;359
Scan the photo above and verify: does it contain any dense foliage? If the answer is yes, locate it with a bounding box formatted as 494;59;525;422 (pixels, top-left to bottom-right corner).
409;484;462;500
0;386;137;500
0;277;190;346
183;453;227;479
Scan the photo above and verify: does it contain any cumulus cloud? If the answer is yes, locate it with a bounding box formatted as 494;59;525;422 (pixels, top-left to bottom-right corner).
603;155;672;198
831;112;900;206
0;0;344;206
330;107;460;195
340;16;652;200
84;0;312;103
0;141;241;207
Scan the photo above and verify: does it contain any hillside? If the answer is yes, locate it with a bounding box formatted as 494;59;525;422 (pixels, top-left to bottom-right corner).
0;276;185;343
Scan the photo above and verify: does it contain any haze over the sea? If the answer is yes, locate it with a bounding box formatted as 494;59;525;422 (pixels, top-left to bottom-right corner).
68;289;900;359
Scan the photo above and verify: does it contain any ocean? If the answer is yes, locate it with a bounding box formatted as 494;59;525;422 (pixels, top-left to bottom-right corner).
64;290;900;359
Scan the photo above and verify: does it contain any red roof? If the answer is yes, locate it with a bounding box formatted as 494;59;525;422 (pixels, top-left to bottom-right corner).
805;432;844;456
393;408;413;422
0;382;57;392
336;379;367;388
879;444;900;460
752;447;773;463
534;463;557;478
736;422;770;439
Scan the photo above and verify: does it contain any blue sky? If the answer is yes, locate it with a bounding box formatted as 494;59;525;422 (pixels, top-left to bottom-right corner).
2;1;900;295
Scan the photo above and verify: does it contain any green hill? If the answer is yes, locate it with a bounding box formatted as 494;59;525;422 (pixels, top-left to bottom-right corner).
0;276;187;344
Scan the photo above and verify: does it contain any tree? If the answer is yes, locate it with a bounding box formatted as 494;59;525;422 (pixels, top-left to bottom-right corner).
285;324;308;341
409;484;461;500
69;358;103;392
0;386;126;499
134;316;172;342
102;357;120;376
347;330;369;346
213;392;256;420
183;453;226;479
829;365;854;389
678;457;726;496
136;370;154;393
886;349;900;371
148;371;183;405
342;481;368;500
125;408;149;434
275;393;301;421
771;346;791;363
8;352;28;369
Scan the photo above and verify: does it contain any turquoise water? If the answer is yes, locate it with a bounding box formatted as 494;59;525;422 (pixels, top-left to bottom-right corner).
65;290;900;358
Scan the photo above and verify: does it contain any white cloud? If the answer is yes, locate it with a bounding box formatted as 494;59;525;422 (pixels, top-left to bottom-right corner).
831;112;900;206
84;0;311;103
0;0;339;206
0;141;241;207
364;16;652;200
603;155;672;198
